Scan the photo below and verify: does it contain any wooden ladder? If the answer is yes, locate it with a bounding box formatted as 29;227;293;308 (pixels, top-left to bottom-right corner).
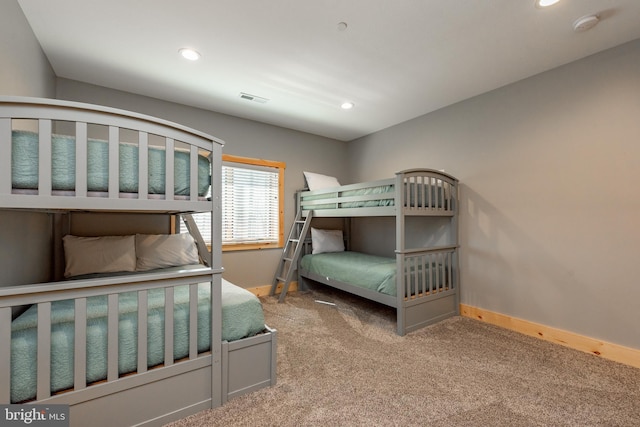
270;210;313;302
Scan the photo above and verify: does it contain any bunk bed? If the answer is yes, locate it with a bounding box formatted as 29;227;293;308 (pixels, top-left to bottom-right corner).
297;169;459;336
0;97;277;426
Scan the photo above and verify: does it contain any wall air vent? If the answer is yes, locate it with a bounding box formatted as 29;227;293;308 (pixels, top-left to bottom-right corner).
239;92;270;104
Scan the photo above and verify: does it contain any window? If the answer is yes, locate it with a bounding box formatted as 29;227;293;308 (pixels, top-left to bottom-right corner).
187;154;285;251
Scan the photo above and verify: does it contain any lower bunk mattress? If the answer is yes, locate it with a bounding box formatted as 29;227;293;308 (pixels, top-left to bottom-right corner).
9;278;265;403
10;130;211;196
301;251;397;296
300;251;449;298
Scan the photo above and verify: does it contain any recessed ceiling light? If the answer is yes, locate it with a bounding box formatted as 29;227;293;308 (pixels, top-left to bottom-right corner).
341;102;354;110
179;48;200;61
535;0;560;7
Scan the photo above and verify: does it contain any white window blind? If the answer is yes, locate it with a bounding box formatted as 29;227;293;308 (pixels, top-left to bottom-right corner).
221;163;279;244
186;160;280;247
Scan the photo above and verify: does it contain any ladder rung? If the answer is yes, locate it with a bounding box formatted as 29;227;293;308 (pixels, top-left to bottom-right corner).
276;276;286;282
283;257;293;262
289;239;300;243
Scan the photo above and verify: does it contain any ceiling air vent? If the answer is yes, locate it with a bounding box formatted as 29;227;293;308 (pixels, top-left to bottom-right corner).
239;92;269;104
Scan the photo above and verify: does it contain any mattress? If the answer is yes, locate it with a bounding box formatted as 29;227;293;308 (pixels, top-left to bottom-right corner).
302;185;395;209
301;251;447;298
301;183;447;210
11;130;211;196
9;278;265;403
301;251;397;296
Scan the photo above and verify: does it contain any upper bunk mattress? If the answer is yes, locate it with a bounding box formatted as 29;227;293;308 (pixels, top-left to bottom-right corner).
302;185;394;209
301;183;449;210
9;277;264;403
11;130;211;196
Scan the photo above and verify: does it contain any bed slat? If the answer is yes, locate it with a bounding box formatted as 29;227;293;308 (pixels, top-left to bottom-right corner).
107;294;119;382
138;132;149;200
74;298;87;390
435;253;441;292
189;284;198;359
38;120;52;197
421;255;427;294
421;254;427;293
448;252;452;288
164;287;174;366
37;302;52;400
138;290;148;373
108;126;119;198
190;145;198;201
165;138;175;201
75;122;88;197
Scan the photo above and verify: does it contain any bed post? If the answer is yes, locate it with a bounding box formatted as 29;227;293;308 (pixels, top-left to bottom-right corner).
209;145;224;408
395;171;406;336
452;182;461;314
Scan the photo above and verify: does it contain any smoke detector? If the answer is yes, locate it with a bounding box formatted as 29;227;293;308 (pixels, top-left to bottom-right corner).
573;15;599;32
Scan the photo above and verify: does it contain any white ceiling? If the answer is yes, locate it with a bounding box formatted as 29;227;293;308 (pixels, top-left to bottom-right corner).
18;0;640;141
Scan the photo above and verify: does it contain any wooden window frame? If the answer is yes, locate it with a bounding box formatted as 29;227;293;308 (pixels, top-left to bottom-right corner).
222;154;285;252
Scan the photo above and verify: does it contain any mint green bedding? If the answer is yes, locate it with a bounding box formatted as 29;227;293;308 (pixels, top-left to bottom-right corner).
9;278;264;403
301;183;447;210
301;251;446;299
301;251;398;296
11;130;211;196
301;185;394;210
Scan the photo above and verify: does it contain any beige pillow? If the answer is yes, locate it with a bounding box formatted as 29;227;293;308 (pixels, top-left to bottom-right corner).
63;235;136;278
311;228;345;254
135;233;200;271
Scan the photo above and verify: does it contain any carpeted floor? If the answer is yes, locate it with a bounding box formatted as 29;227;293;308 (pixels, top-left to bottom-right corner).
166;287;640;426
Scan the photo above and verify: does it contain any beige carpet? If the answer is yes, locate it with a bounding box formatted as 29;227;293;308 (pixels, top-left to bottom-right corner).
166;287;640;426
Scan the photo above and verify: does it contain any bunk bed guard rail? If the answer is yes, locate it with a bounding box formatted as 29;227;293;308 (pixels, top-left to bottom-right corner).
0;96;224;212
0;269;219;404
298;168;457;217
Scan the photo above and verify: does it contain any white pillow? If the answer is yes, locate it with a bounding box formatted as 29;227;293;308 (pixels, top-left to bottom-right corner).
63;235;136;278
303;171;341;191
135;233;200;271
311;228;345;254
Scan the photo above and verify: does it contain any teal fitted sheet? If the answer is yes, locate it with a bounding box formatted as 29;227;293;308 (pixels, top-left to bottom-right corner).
11;130;211;196
301;251;447;300
9;278;264;403
301;183;448;210
301;251;398;296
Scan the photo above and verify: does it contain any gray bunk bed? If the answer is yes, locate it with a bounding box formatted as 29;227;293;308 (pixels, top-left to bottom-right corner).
0;97;276;426
297;169;459;336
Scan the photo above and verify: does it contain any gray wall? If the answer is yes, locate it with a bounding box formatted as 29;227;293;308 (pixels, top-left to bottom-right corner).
0;0;56;286
348;39;640;350
0;0;55;97
55;79;349;288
